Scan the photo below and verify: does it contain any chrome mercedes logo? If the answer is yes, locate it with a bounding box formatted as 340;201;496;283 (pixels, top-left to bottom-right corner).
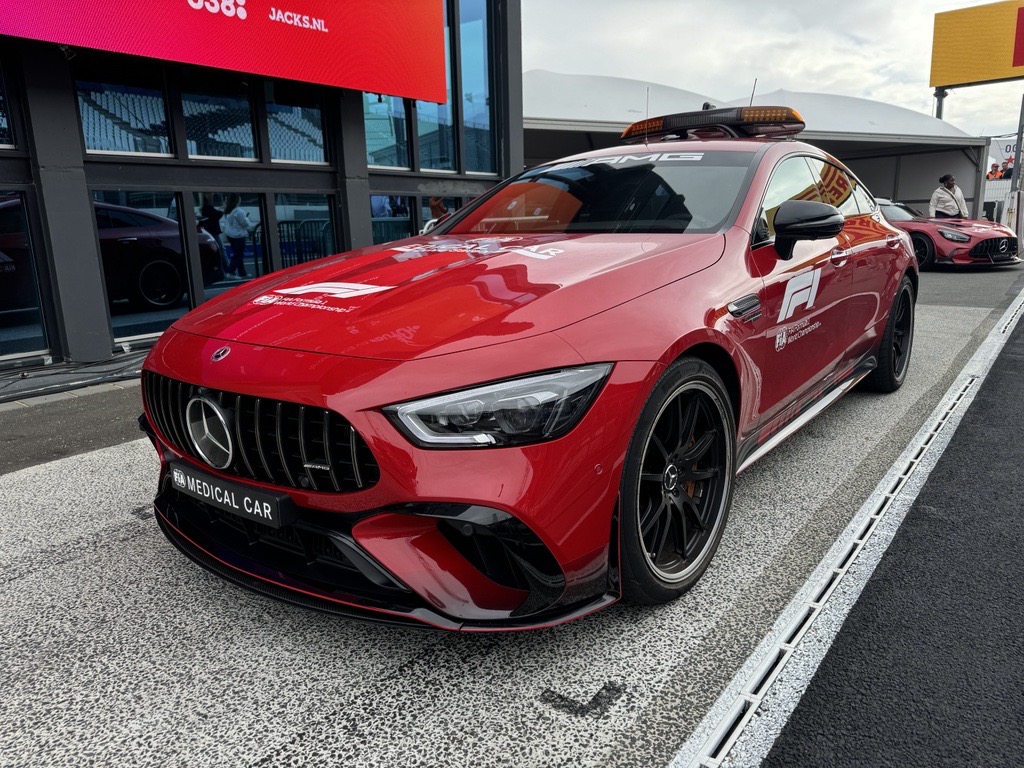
999;239;1008;253
211;346;231;362
185;397;234;470
663;464;680;492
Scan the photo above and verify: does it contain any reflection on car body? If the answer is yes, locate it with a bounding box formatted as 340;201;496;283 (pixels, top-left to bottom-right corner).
139;106;919;631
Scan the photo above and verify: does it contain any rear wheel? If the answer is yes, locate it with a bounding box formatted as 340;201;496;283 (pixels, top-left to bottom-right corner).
911;234;934;270
866;275;915;392
620;358;735;604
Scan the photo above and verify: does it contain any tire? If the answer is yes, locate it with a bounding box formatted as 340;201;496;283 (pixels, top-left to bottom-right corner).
866;275;915;392
911;234;934;270
135;258;185;310
620;357;736;605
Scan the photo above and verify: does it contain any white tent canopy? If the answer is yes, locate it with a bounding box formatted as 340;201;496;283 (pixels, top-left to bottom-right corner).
523;71;988;214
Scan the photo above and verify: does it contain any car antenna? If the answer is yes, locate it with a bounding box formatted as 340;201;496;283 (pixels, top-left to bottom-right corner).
749;78;758;106
645;86;650;144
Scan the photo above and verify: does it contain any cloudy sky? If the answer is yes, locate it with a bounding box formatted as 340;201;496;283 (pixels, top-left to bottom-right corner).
521;0;1024;153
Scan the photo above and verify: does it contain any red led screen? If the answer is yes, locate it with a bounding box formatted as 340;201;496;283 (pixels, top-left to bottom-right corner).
0;0;447;103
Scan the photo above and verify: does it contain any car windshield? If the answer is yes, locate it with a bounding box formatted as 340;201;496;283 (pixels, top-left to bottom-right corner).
447;150;753;235
879;202;920;221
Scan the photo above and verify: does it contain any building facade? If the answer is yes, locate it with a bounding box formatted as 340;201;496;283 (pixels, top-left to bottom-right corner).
0;0;522;365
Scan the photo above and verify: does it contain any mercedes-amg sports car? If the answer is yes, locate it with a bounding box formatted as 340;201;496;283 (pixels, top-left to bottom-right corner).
876;198;1020;269
140;106;918;631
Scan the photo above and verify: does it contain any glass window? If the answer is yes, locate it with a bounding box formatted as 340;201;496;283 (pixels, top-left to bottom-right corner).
851;177;876;214
805;158;859;218
460;0;495;173
0;192;47;357
417;3;455;171
193;192;265;304
450;152;752;236
364;94;410;169
91;191;193;340
0;66;13;148
275;193;336;267
371;195;414;244
266;82;326;164
75;80;171;156
420;196;458;233
754;157;824;242
182;88;257;160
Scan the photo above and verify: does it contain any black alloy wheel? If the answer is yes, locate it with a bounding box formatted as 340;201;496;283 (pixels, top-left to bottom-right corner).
866;275;915;392
912;234;934;270
620;358;735;604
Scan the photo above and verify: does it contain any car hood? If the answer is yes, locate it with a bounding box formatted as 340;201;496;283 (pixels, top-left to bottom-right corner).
920;217;1012;234
173;232;724;360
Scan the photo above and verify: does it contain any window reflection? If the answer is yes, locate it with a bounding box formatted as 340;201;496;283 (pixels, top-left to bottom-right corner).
182;88;257;160
364;94;410;168
275;193;336;266
0;67;13;148
266;82;326;164
91;191;195;340
420;196;458;233
371;195;413;244
193;192;265;303
417;3;455;171
0;192;47;356
76;81;171;156
460;0;495;173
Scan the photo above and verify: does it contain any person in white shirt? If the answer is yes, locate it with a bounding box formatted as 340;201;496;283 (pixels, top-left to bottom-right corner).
221;193;256;277
929;174;968;219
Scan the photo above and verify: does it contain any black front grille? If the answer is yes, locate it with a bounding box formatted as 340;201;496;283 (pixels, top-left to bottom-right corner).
143;371;380;493
970;237;1018;260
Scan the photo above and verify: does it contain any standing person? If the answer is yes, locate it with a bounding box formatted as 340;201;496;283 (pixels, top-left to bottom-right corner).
928;174;968;219
1003;157;1015;180
221;193;255;277
987;163;1003;180
199;194;227;272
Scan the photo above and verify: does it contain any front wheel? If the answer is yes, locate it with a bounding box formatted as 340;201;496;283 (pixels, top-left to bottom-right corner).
620;358;736;605
866;275;915;392
912;235;935;270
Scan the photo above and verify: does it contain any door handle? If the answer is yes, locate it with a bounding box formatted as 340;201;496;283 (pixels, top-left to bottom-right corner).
886;234;901;249
829;247;848;266
117;237;138;242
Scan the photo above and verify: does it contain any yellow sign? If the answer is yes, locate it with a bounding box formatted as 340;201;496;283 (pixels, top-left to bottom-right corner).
931;0;1024;88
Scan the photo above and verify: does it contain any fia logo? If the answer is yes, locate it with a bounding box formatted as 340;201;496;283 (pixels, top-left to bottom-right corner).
778;268;821;322
775;327;788;352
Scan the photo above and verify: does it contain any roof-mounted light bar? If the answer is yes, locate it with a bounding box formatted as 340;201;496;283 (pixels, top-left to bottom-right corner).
620;106;805;144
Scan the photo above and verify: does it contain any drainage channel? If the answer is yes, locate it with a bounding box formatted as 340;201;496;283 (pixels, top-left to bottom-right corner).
670;287;1024;768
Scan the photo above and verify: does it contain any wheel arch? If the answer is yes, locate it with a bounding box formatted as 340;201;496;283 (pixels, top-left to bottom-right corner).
672;342;741;429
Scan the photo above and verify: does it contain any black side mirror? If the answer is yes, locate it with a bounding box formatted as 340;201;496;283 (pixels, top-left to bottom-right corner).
773;199;845;260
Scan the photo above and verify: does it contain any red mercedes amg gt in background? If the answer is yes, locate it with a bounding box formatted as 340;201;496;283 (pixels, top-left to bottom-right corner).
877;198;1020;269
140;106;918;630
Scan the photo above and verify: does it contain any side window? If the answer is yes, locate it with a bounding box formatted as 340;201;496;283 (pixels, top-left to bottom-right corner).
94;207;112;229
806;158;858;218
851;177;876;214
755;156;822;244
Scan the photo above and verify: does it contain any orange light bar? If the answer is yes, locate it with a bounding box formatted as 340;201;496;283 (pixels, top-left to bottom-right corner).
621;106;805;143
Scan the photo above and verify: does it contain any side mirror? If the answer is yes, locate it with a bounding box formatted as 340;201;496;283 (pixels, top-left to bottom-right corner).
773;199;844;260
422;212;452;235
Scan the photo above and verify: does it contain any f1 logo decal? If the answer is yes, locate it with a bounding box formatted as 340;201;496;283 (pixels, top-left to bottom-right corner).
778;268;821;322
273;282;393;299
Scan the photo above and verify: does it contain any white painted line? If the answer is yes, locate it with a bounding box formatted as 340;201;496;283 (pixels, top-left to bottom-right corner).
669;282;1024;768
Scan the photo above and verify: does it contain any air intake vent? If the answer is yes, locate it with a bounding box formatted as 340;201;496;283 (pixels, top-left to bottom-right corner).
143;371;380;493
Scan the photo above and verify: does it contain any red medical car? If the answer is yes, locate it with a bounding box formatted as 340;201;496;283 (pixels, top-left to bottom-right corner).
140;106;917;630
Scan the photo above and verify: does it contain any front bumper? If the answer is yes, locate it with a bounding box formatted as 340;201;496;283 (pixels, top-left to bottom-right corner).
140;329;658;630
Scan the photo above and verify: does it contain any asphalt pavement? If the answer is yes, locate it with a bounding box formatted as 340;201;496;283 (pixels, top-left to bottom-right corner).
762;305;1024;767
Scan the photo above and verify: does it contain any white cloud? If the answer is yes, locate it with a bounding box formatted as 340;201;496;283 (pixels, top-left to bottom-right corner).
522;0;1024;146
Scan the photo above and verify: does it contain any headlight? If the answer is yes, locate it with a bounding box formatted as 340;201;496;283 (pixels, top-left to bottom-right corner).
385;364;613;448
938;228;970;243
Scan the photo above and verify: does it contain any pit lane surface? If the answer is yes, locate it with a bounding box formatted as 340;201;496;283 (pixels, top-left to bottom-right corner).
1;266;1021;768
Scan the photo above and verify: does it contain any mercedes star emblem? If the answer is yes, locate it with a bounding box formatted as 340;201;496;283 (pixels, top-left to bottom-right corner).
211;346;231;362
185;397;234;470
999;239;1008;253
